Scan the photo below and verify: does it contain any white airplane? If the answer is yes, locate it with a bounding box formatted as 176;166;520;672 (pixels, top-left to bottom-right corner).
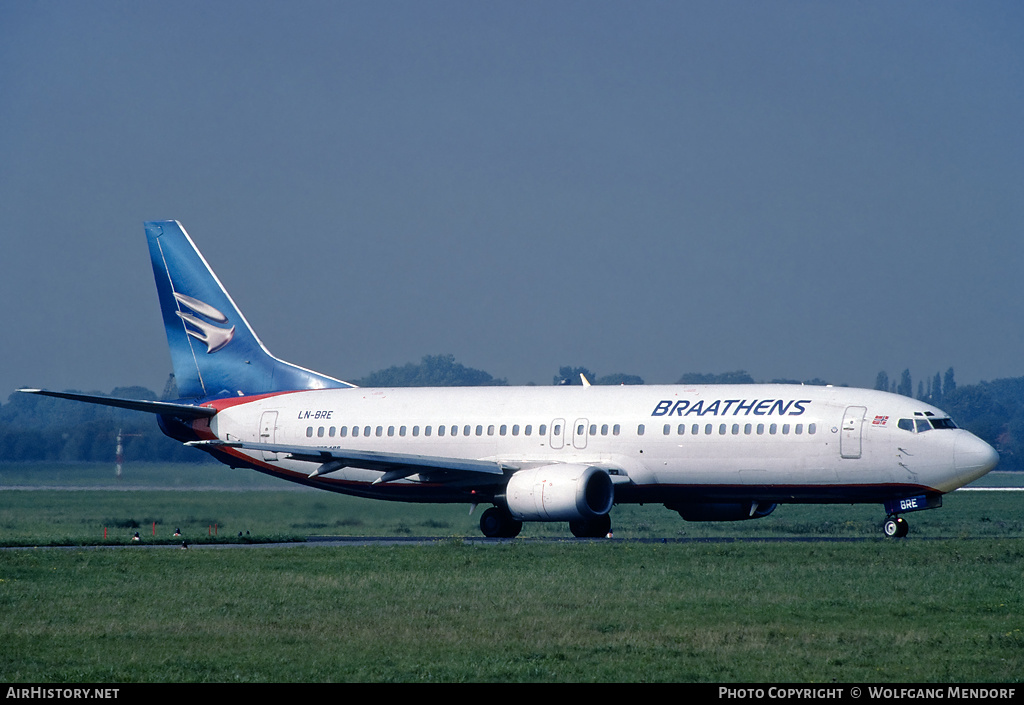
22;221;999;538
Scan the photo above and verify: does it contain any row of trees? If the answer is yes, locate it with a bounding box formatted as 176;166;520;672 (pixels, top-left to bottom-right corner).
2;359;1022;469
0;386;204;464
355;354;507;387
355;360;822;388
874;368;956;406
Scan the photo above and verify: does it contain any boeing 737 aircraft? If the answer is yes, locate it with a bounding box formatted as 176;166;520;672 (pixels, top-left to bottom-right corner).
22;221;999;538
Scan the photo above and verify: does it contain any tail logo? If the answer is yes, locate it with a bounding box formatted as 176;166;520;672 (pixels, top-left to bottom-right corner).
173;293;236;354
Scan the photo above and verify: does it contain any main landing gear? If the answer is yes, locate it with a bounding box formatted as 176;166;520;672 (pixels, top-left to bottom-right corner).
883;515;909;538
569;514;612;538
479;506;523;538
478;507;614;539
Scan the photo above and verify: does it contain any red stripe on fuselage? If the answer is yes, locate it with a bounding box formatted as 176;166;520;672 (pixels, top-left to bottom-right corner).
189;390;307;441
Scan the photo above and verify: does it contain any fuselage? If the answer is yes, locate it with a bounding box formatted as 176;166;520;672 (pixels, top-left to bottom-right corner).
179;383;998;508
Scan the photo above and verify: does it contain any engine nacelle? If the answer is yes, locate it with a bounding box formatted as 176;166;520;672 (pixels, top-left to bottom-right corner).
505;464;615;522
668;501;777;522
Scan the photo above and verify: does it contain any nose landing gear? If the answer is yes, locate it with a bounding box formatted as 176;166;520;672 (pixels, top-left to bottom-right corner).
881;495;940;538
883;515;909;538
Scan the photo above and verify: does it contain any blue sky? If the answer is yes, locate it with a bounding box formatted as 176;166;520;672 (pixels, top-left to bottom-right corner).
2;1;1022;398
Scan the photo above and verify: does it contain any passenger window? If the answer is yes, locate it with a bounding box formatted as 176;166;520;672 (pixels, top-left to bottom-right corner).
769;424;777;435
637;424;645;436
795;424;803;435
500;425;507;436
412;426;419;437
352;426;359;437
612;424;620;435
677;424;685;435
590;424;597;436
705;424;713;435
601;424;608;436
512;424;520;436
340;426;348;437
731;424;740;435
317;427;325;438
808;423;816;435
425;426;432;437
527;425;534;436
399;426;406;437
744;424;752;435
692;424;699;435
306;426;313;438
782;424;790;435
539;425;546;435
364;426;371;437
719;424;727;435
388;426;395;437
438;425;445;437
756;424;764;435
663;424;671;435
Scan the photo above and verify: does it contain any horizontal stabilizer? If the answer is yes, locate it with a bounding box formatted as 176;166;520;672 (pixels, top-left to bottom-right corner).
18;389;217;419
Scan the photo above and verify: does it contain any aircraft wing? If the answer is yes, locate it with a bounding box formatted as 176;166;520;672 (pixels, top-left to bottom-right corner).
186;439;511;485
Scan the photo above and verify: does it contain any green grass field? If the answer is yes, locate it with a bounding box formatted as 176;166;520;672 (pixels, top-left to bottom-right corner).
1;463;1021;544
2;541;1022;682
1;464;1022;682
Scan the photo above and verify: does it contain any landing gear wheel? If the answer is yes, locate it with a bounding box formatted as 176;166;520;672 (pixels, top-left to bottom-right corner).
479;507;523;538
569;514;612;538
883;516;909;538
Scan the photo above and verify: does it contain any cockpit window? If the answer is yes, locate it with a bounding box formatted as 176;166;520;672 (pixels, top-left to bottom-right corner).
898;416;958;432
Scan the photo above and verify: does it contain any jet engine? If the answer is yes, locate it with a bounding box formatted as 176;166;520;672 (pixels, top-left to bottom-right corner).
668;501;777;522
505;464;615;522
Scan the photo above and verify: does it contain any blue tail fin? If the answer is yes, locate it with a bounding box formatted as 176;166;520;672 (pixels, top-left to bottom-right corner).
146;221;353;399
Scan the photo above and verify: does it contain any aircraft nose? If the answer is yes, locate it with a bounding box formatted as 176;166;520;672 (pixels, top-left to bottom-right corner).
955;433;999;484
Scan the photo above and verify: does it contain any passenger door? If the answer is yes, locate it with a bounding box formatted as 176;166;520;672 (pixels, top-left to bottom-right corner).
259;411;279;461
840;406;866;459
